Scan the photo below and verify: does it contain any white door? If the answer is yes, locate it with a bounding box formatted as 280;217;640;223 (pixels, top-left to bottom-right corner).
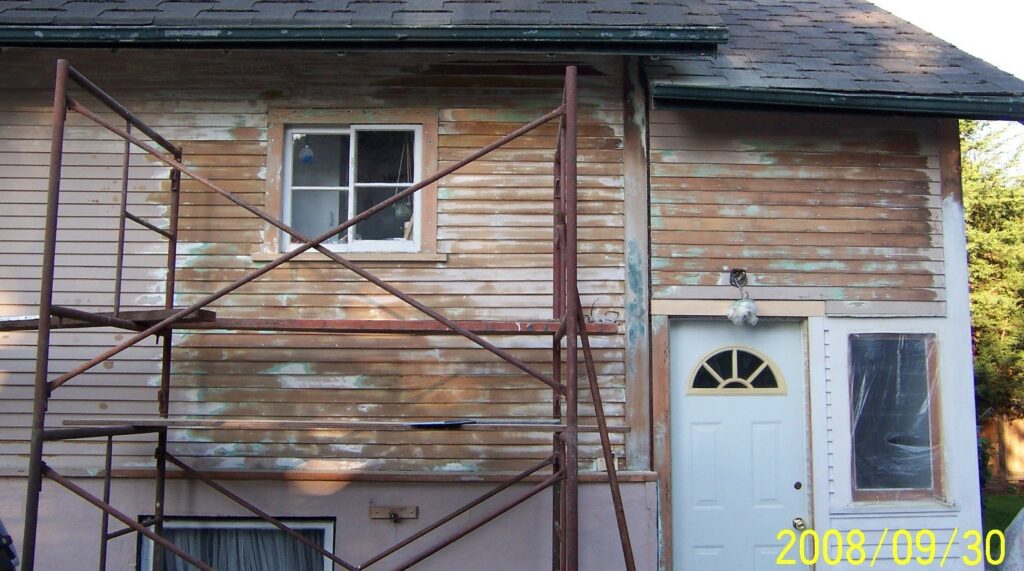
671;319;810;570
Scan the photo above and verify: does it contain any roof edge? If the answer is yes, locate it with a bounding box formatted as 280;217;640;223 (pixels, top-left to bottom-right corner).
651;84;1024;121
0;25;727;53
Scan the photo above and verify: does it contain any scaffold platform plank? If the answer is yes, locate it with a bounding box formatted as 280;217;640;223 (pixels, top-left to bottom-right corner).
0;307;216;332
62;418;630;433
0;312;618;336
178;318;618;335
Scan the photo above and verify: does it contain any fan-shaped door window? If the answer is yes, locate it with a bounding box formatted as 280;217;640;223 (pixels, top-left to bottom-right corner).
688;347;786;395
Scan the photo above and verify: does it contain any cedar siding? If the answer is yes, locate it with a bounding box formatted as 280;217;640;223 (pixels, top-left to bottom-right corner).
650;107;946;316
0;49;628;473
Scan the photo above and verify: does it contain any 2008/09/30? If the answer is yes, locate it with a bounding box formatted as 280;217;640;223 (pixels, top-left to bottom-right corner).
776;528;1005;566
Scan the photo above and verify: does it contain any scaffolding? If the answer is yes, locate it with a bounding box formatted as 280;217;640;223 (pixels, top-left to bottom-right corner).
10;60;637;570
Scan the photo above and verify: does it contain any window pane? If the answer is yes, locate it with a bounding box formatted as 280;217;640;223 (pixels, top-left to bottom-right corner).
291;189;348;243
291;133;349;187
356;130;415;184
353;186;412;241
160;527;324;571
850;334;935;491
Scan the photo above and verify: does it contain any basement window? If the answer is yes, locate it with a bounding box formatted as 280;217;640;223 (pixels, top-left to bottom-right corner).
283;125;422;252
849;333;942;501
138;517;334;571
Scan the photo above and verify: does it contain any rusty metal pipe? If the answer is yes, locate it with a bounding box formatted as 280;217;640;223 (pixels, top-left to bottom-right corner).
551;110;566;571
563;64;580;571
98;436;113;571
41;425;162;441
577;302;637;571
360;455;555;569
164;453;359;571
65;65;181;155
106;517;161;541
391;470;565;571
50;305;140;331
154;153;180;570
125;211;173;239
21;59;69;571
43;464;214;571
113;122;130;315
46;99;565;393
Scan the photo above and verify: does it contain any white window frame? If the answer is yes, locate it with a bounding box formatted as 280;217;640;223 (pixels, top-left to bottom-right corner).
826;317;949;509
139;517;335;571
282;124;423;253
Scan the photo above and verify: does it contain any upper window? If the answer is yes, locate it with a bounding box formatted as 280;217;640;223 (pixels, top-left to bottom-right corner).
283;125;421;252
849;333;941;500
262;108;439;258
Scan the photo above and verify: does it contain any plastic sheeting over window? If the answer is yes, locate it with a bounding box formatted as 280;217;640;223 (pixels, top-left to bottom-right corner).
849;333;940;500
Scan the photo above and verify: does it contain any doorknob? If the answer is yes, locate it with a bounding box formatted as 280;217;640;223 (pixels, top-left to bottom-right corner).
792;517;807;531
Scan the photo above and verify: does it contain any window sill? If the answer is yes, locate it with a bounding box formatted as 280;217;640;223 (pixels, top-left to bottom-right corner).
251;251;447;263
830;500;959;517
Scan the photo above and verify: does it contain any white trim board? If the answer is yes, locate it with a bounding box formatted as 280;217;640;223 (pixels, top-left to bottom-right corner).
651;299;825;317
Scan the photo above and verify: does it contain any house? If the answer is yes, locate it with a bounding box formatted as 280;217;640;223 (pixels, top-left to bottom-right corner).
0;0;1023;569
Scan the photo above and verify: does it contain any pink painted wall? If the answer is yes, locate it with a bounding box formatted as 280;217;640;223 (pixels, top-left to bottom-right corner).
0;477;658;570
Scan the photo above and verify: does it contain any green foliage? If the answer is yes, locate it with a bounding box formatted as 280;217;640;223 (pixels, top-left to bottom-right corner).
962;120;1024;417
979;435;992;490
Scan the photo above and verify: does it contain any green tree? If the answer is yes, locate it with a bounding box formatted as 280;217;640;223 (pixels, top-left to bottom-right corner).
962;120;1024;417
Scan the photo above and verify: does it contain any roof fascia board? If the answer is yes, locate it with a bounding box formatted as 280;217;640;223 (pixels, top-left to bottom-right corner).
0;25;727;53
652;84;1024;121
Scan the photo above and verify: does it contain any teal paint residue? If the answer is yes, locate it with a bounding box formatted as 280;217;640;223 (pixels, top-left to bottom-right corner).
763;260;850;272
861;261;897;273
266;362;313;375
182;429;213;443
624;238;647;378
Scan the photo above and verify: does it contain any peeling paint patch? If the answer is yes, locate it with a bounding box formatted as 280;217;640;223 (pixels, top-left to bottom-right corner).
267;362;312;375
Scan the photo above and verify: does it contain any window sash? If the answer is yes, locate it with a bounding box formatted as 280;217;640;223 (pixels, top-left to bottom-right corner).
283;125;422;253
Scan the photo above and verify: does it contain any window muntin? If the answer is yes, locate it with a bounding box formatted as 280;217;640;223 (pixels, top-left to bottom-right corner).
139;517;334;571
688;346;785;395
849;333;941;500
283;125;421;252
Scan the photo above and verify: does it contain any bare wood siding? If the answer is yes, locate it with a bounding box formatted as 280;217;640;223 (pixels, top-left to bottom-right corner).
650;108;945;315
0;50;628;474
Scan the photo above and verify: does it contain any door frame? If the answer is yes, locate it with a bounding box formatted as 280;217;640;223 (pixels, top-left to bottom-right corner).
651;301;828;571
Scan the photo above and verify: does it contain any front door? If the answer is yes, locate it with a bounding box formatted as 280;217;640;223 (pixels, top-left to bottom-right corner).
670;319;810;570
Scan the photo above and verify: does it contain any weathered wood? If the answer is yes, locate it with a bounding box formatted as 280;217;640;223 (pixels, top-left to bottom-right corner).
937;120;963;203
180;318;617;335
0;51;635;474
63;418;630;433
649;107;945;312
622;56;651;471
650;316;672;571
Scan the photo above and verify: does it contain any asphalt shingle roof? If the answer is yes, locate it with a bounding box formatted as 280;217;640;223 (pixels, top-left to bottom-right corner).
0;0;724;28
645;0;1024;97
0;0;1022;105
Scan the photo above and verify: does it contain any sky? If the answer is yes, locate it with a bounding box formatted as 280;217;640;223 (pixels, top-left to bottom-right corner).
867;0;1024;145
